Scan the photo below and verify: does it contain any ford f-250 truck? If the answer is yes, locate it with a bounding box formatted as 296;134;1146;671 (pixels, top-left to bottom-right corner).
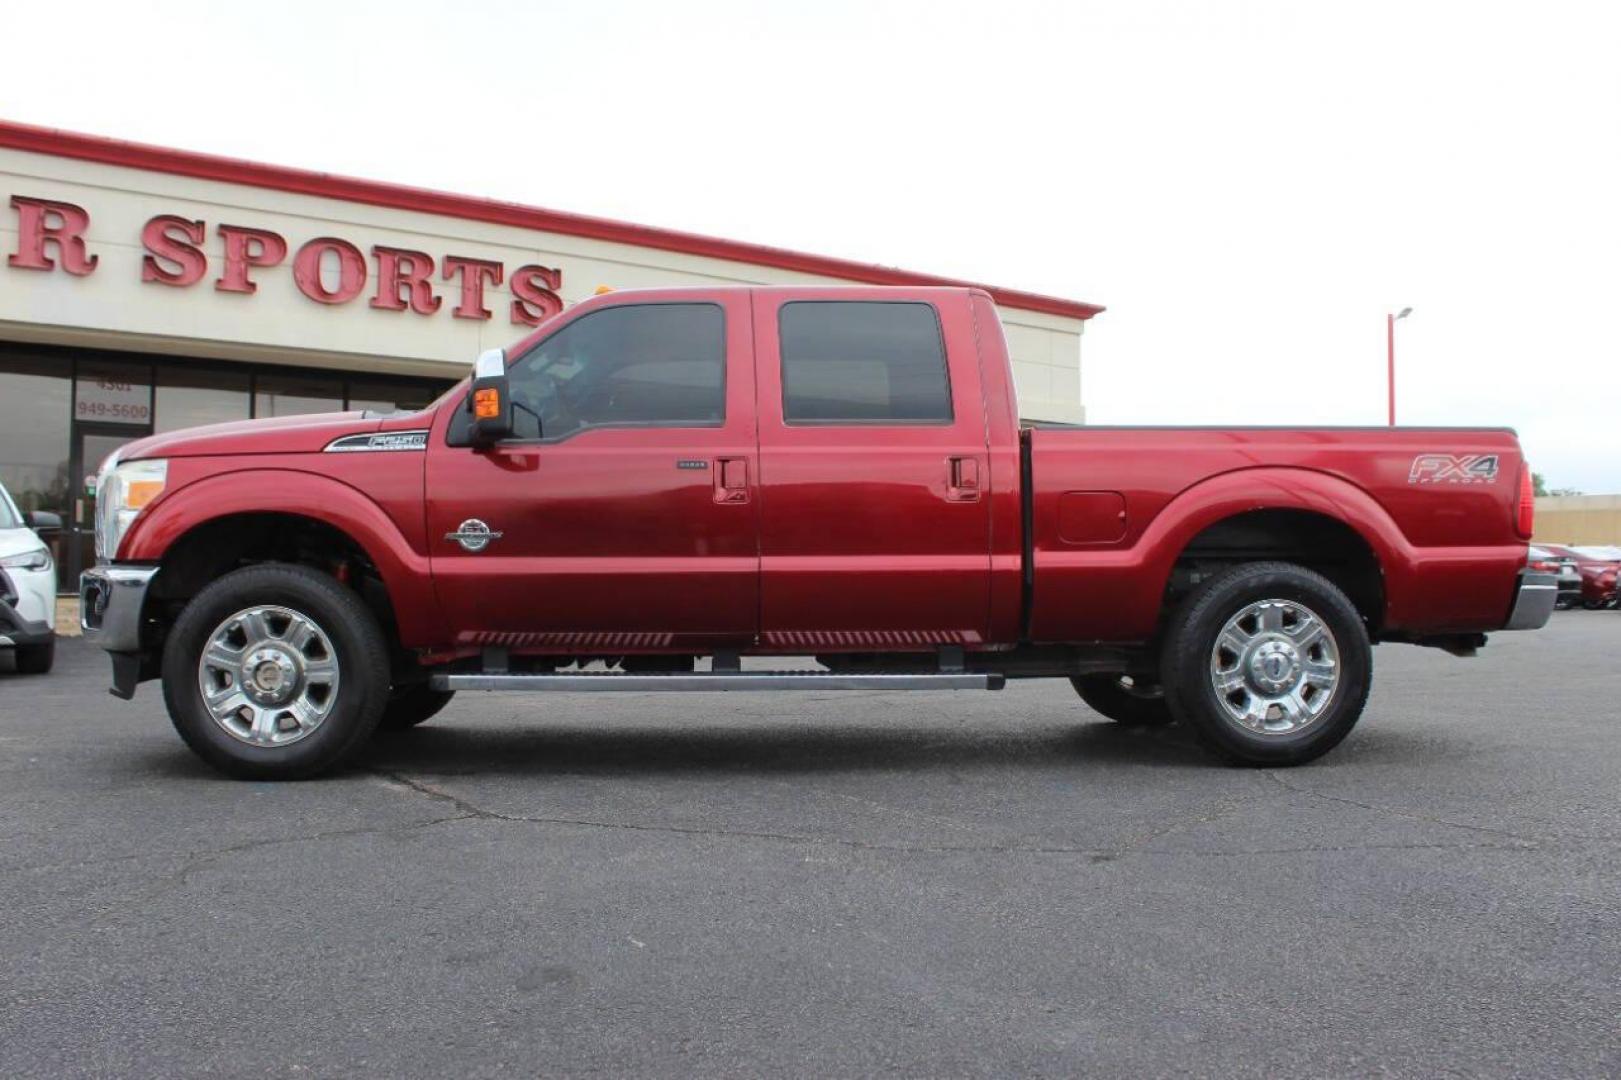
79;286;1554;779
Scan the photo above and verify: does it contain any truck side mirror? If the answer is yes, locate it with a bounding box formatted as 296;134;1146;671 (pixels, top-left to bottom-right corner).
25;510;62;534
466;348;515;445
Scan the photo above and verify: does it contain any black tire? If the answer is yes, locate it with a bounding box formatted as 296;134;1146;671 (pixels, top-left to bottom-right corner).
161;563;391;780
378;684;455;731
14;638;54;674
1160;561;1372;767
1070;674;1173;726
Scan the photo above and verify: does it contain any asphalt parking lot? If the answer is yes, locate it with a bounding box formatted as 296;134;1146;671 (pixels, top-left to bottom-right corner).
2;615;1618;1078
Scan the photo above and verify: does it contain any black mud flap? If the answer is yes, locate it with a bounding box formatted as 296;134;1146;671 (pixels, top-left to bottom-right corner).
109;652;144;700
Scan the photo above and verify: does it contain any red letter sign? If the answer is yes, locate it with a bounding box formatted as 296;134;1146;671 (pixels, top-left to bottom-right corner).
8;196;98;275
216;225;288;294
293;237;368;304
140;215;207;287
442;255;504;320
509;264;563;325
371;246;442;315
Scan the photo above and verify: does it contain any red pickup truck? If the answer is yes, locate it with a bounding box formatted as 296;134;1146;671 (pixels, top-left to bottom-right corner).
80;286;1554;779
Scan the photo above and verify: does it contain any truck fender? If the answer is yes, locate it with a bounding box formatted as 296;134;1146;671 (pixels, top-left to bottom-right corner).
119;468;442;646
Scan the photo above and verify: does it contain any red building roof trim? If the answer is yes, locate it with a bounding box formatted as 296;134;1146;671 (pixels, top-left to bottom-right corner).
0;119;1102;321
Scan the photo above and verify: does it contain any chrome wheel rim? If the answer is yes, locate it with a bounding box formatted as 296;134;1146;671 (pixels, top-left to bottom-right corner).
1209;598;1339;736
197;606;340;747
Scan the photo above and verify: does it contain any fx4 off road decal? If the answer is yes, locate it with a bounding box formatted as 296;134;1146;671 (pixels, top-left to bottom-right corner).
1408;453;1500;485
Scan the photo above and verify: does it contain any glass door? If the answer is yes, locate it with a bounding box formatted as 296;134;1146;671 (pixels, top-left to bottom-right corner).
69;424;150;586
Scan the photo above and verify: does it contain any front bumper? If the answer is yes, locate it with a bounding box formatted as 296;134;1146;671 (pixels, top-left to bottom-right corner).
80;565;159;652
1504;570;1558;631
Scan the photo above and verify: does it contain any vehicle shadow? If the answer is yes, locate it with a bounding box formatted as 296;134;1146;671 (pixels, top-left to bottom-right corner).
349;717;1215;779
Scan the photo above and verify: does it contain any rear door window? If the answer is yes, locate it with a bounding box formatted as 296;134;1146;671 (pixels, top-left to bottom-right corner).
779;301;952;423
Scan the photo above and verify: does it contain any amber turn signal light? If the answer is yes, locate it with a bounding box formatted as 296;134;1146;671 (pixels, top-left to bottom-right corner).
125;480;164;510
473;387;502;420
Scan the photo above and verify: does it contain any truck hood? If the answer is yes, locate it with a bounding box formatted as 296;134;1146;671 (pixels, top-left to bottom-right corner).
117;412;407;462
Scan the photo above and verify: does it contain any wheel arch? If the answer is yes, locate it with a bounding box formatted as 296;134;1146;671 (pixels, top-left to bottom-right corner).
1170;507;1386;632
1149;468;1410;635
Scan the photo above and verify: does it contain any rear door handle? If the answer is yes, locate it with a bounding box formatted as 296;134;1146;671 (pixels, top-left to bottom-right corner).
715;457;750;504
946;456;981;502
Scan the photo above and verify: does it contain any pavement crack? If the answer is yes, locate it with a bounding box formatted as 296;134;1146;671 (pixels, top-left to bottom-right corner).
1260;771;1546;843
365;769;1582;860
9;812;475;880
371;768;506;820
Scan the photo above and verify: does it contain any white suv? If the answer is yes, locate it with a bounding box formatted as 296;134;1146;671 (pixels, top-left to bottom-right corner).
0;482;58;674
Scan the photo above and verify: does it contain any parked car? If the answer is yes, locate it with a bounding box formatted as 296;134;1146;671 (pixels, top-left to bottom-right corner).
1528;545;1583;608
1571;546;1621;608
79;285;1553;779
0;481;60;673
1541;544;1620;609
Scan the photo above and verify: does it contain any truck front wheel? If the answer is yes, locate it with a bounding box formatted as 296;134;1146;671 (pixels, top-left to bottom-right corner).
1160;562;1372;766
161;563;391;780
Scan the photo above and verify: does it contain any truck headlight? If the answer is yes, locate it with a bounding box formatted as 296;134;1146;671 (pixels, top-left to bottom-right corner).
96;458;167;562
0;547;52;572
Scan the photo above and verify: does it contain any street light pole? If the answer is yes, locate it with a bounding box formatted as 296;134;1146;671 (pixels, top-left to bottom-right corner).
1387;306;1412;426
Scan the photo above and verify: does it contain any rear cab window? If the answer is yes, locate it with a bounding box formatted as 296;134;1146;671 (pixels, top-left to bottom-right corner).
778;301;952;424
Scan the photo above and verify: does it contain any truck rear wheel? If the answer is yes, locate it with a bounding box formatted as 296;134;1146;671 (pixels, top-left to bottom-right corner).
1070;674;1173;726
1160;561;1371;766
161;563;391;780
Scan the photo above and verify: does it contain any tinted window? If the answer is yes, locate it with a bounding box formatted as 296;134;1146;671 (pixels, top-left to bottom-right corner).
506;304;724;440
779;301;951;423
255;373;344;418
156;365;249;432
347;379;445;415
0;351;71;516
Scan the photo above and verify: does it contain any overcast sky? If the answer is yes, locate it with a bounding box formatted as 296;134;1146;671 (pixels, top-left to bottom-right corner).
7;0;1619;490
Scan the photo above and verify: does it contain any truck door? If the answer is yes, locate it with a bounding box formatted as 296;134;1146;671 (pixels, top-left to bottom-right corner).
425;292;759;652
751;290;992;650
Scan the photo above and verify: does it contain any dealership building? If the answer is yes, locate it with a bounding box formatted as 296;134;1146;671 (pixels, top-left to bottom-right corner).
0;120;1102;589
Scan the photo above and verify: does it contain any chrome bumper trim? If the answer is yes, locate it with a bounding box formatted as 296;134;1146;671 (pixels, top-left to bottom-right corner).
79;565;159;652
1504;570;1557;631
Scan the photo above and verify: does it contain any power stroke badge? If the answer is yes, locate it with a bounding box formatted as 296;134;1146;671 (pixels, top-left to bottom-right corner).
1408;453;1500;485
445;519;503;552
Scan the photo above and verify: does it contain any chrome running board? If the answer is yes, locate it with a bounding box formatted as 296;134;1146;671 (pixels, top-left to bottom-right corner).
432;671;1005;692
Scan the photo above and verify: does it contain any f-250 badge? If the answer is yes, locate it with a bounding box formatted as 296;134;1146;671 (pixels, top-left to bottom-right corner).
1408;453;1500;485
445;519;503;552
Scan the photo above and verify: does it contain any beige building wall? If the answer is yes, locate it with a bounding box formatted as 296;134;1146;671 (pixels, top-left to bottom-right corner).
1534;494;1621;545
0;146;1089;423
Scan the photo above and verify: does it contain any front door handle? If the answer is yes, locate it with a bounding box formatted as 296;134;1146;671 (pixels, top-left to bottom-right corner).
715;457;749;504
946;456;981;502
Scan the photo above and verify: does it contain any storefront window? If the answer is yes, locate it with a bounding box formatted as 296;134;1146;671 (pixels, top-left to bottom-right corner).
346;379;446;414
156;365;250;432
0;353;72;515
75;360;155;431
254;373;344;418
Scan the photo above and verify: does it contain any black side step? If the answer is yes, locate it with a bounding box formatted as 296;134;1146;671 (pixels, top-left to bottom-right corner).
432;671;1005;692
